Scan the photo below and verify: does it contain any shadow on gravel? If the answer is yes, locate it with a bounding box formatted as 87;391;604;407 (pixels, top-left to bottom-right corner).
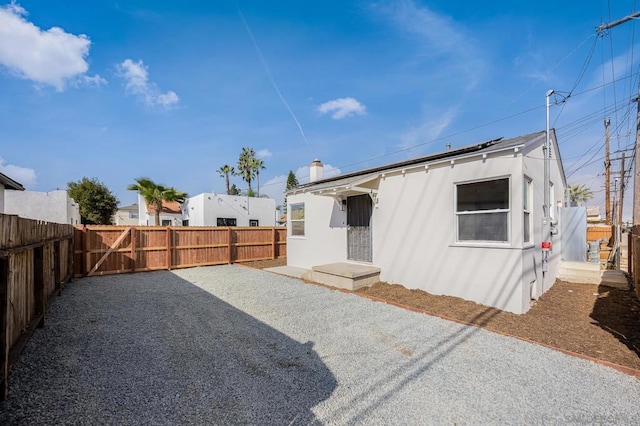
0;271;337;425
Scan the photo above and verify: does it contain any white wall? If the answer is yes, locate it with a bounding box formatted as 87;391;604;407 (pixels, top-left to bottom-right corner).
0;183;4;213
4;190;81;224
287;141;566;314
182;193;277;227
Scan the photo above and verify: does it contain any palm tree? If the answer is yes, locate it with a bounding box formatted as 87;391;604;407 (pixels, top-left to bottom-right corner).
237;147;257;192
569;183;593;207
217;165;235;195
252;157;265;197
127;177;187;225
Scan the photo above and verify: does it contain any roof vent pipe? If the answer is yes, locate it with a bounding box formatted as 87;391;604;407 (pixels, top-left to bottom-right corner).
446;143;451;151
309;159;324;182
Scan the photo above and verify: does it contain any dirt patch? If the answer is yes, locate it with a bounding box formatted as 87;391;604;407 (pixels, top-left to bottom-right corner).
239;258;287;270
243;259;640;371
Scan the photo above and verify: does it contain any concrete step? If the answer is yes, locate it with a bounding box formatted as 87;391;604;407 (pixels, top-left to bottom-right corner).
558;261;601;284
558;261;630;289
305;262;380;291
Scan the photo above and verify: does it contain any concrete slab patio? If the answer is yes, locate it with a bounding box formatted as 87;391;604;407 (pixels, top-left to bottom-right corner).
1;265;639;424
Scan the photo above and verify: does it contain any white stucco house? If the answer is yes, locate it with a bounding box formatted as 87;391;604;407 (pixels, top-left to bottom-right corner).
136;195;184;226
0;172;25;213
4;189;81;225
286;130;567;314
182;193;276;227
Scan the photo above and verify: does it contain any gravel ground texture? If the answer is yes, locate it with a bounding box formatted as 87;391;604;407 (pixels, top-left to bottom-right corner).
1;265;639;425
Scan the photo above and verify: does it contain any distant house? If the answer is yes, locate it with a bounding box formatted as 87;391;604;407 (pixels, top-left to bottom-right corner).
4;189;80;225
0;172;24;213
586;205;602;223
136;195;184;226
112;203;140;225
285;130;567;314
182;193;276;227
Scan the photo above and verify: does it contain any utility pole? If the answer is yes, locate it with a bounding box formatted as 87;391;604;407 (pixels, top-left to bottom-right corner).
619;152;626;228
634;82;640;295
595;10;640;294
605;118;611;224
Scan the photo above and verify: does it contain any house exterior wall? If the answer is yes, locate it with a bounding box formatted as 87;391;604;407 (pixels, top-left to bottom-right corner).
287;141;566;314
0;183;4;213
4;190;81;224
182;193;276;227
113;209;140;225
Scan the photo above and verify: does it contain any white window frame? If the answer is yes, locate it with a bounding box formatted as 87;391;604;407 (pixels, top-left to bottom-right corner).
454;177;511;245
524;177;532;245
290;203;305;236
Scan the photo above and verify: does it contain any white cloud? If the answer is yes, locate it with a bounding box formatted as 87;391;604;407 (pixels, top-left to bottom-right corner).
117;58;179;109
318;97;367;120
373;0;485;89
0;2;104;91
0;157;37;188
259;163;342;207
399;107;458;151
257;149;272;158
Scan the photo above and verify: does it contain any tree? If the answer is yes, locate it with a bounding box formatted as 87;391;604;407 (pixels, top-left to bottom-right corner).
252;157;265;197
283;170;299;212
569;183;594;207
228;183;241;195
237;147;257;193
127;177;187;226
217;165;235;195
67;177;119;225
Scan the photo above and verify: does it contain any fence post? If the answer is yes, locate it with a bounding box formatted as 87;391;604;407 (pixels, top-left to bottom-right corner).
34;247;45;328
0;257;9;400
272;227;277;260
53;241;61;291
82;225;88;277
228;227;233;264
131;227;137;273
66;235;73;284
166;227;172;270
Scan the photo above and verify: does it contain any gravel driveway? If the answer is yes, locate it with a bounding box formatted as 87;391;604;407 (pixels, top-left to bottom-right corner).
1;265;639;425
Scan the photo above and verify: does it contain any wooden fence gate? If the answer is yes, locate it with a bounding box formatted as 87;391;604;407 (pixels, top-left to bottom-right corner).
74;226;287;277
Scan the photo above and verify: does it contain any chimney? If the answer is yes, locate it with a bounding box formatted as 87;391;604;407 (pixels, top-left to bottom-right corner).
309;159;324;182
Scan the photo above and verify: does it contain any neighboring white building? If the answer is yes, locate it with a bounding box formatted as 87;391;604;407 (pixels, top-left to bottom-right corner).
0;172;25;213
137;195;184;226
112;203;140;225
182;193;276;227
286;130;567;314
4;189;81;225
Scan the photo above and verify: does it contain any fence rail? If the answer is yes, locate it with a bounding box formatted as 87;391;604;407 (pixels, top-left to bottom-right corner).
74;225;287;277
0;214;74;399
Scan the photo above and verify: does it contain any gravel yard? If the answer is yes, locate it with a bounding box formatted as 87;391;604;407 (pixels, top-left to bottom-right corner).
1;265;639;424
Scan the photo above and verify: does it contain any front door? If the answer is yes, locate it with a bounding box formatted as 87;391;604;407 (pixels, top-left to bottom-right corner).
347;194;373;262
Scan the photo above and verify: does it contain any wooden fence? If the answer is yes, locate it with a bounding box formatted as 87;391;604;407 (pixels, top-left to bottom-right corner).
587;225;613;243
74;225;287;277
0;214;74;399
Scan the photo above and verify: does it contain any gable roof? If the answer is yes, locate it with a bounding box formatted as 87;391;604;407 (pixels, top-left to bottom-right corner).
292;130;556;194
146;200;182;214
0;172;25;191
117;203;139;212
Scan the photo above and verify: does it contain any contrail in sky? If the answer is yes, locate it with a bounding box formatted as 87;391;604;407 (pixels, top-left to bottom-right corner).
237;9;311;146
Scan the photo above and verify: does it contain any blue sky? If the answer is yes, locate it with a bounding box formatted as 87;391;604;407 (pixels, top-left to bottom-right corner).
0;1;637;219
